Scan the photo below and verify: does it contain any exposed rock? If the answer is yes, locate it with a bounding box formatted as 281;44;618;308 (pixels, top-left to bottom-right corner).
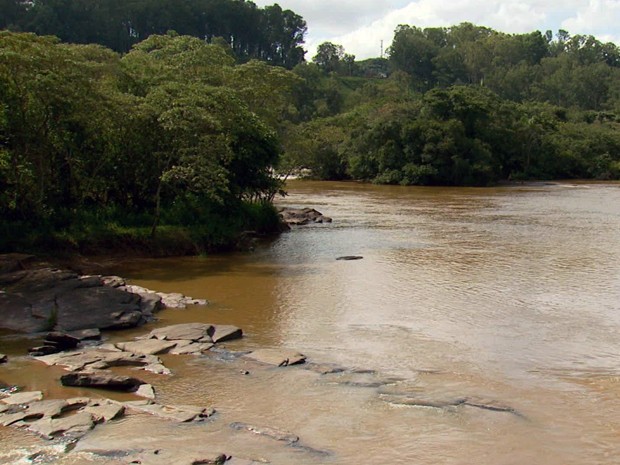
139;292;163;317
144;363;172;375
0;267;148;333
84;400;125;422
121;285;208;309
0;399;68;426
278;207;332;226
45;331;81;350
0;253;35;274
148;323;212;342
60;372;145;392
69;328;101;341
35;348;161;371
28;345;61;356
1;391;44;405
135;384;156;400
243;349;306;367
336;255;363;260
209;325;243;343
101;275;125;288
125;401;215;423
230;422;299;443
115;339;177;356
23;411;95;439
168;341;214;355
0;354;7;364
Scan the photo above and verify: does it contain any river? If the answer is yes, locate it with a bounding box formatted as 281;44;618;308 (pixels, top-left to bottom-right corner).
1;180;619;464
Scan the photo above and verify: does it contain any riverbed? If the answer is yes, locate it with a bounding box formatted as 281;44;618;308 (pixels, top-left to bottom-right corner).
1;180;619;464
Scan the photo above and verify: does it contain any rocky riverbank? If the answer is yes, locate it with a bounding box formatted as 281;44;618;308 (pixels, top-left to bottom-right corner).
0;254;207;334
0;242;524;465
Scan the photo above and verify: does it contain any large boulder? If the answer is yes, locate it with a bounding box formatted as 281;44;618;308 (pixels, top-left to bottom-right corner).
60;372;145;392
277;207;332;226
0;267;149;333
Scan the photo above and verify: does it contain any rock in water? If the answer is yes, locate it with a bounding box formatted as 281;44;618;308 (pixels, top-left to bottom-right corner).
60;372;144;392
336;256;363;260
243;349;306;367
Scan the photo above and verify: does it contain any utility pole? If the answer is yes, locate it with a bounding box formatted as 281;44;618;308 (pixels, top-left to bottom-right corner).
380;40;384;59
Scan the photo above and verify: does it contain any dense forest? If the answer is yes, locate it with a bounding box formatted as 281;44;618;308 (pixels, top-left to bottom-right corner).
287;24;620;185
1;1;619;253
0;0;306;67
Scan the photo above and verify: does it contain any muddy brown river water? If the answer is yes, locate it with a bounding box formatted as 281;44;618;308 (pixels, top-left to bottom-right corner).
1;180;620;464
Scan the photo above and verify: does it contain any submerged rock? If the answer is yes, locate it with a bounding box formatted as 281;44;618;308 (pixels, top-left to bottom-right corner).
126;450;227;465
243;349;306;367
230;422;299;444
124;401;215;423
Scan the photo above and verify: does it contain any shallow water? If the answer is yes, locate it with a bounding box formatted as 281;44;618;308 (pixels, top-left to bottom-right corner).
1;181;620;464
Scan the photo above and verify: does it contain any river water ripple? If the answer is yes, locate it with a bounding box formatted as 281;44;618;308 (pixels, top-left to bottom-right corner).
1;181;619;464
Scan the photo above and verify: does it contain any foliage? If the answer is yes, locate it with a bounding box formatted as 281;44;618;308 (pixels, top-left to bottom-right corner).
0;31;289;253
0;0;307;68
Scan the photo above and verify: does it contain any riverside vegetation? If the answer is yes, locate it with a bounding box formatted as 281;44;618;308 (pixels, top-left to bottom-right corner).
1;1;620;253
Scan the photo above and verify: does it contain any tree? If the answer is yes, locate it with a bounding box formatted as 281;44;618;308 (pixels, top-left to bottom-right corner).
313;41;345;73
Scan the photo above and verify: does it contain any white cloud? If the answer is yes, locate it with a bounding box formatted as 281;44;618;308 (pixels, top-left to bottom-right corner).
562;0;620;43
254;0;620;59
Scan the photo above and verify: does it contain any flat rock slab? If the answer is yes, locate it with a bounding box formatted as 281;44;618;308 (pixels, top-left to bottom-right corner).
22;411;95;439
381;394;467;409
230;422;299;443
84;401;125;422
148;323;213;342
35;348;161;371
243;349;306;367
1;391;44;405
168;341;214;355
209;325;243;343
125;402;215;423
115;339;177;355
61;372;145;392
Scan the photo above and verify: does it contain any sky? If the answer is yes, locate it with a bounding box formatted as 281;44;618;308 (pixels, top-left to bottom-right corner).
252;0;620;60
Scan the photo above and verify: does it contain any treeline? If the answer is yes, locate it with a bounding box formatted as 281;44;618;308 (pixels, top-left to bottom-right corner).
284;24;620;186
2;19;620;257
0;31;302;253
0;0;306;67
389;23;620;110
